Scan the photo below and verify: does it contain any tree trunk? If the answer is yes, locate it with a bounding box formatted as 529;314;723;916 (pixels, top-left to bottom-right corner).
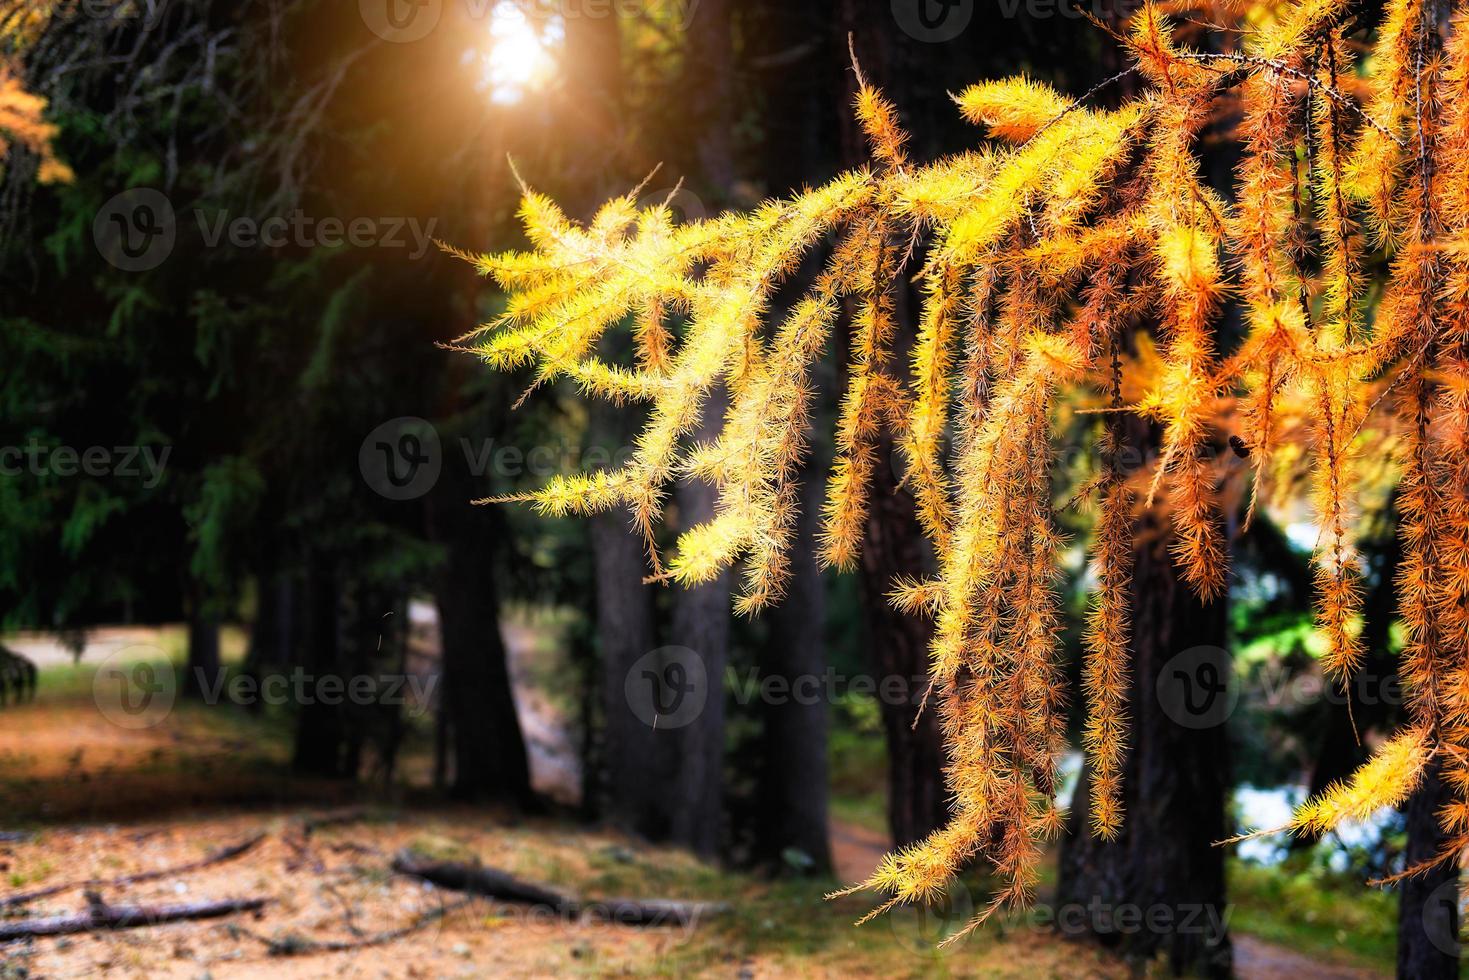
584;476;661;834
659;391;732;859
1397;753;1460;979
589;492;661;832
246;570;294;671
857;452;950;848
433;698;449;793
858;287;949;849
586;0;737;858
427;456;533;805
757;467;832;871
833;0;950;853
1059;502;1233;977
1055;10;1231;975
434;539;531;803
183;609;220;700
682;0;734;196
584;393;735;857
557;0;666;838
243;569;294;715
585;363;664;832
1381;481;1458;976
292;558;348;778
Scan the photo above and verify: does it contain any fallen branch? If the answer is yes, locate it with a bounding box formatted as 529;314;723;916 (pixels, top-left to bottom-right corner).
391;855;573;909
0;891;265;941
282;830;325;874
1;833;267;908
390;854;728;928
283;809;382;874
244;898;474;957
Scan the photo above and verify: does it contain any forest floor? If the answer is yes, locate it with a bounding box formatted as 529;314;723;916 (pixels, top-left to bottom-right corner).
0;623;1394;978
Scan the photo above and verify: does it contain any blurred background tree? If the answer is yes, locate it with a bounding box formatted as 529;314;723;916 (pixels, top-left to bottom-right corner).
0;1;1449;977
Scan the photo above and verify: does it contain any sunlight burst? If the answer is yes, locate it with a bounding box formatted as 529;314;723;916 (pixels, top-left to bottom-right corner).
469;2;561;106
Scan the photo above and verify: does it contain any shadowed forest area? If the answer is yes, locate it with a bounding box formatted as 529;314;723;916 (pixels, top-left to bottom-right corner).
2;0;1468;977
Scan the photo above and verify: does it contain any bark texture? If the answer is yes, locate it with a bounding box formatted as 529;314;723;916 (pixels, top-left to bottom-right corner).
1397;755;1460;979
1059;504;1233;978
757;467;833;871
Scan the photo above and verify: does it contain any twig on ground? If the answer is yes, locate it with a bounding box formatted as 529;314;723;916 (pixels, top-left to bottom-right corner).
236;897;473;956
1;833;267;909
320;881;366;939
0;890;265;940
390;853;730;928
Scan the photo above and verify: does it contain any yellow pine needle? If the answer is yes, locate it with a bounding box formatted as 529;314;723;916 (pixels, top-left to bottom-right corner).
457;2;1469;946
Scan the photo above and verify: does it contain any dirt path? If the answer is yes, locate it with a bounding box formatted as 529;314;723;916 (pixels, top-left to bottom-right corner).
825;818;1388;980
830;818;890;884
0;623;1389;978
500;619;581;806
0;810;720;979
1233;935;1384;979
0;807;1145;979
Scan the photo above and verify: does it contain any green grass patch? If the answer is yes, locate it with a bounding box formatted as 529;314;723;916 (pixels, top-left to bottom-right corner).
1229;858;1396;973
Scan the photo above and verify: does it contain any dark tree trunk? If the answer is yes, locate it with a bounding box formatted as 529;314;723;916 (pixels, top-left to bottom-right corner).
757;468;832;871
1059;500;1233;978
682;0;734;195
833;0;950;853
292;558;348;778
433;698;449;793
434;541;530;804
243;569;294;715
658;391;732;859
653;0;738;860
1397;753;1460;979
426;454;533;805
1382;487;1459;977
343;586;407;786
583;405;736;858
589;459;661;833
183;610;220;700
857;454;950;848
751;1;823;199
1056;10;1231;975
858;292;949;849
246;571;294;671
557;0;666;838
744;0;832;873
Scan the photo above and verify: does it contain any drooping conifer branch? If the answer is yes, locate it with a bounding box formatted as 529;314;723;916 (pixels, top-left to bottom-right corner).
459;0;1469;938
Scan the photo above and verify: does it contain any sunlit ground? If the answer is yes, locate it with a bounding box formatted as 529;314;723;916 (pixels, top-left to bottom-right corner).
0;622;1395;978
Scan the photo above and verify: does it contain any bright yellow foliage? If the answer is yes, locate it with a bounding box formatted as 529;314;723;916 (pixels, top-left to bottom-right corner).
1290;727;1431;836
0;63;70;184
461;0;1469;941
